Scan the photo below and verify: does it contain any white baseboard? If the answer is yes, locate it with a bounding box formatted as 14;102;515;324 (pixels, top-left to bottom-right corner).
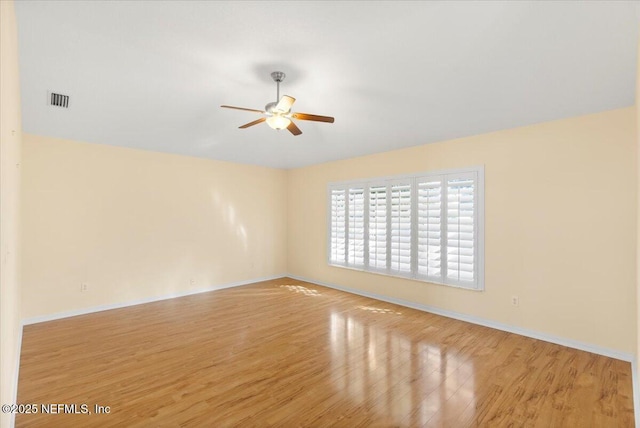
22;274;287;325
287;274;634;363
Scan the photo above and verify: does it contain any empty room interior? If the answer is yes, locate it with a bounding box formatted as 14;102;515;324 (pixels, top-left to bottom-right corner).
1;1;640;427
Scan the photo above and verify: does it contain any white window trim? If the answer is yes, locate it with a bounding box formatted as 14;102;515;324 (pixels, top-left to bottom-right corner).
327;166;484;291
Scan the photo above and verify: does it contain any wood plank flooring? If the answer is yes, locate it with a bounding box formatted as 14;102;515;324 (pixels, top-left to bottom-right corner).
16;278;634;427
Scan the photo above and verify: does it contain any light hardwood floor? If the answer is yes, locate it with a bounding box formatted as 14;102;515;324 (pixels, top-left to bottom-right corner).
16;278;634;427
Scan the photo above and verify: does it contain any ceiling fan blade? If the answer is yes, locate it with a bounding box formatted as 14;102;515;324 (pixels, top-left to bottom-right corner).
287;121;302;136
291;112;335;123
239;117;266;129
221;105;265;114
275;95;296;113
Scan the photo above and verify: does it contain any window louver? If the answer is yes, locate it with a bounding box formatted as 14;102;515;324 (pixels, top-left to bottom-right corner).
390;183;411;274
348;188;365;266
368;185;387;270
417;178;443;279
446;176;475;283
330;189;346;264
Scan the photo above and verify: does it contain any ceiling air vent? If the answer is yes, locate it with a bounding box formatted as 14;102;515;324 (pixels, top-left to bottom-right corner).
48;92;69;108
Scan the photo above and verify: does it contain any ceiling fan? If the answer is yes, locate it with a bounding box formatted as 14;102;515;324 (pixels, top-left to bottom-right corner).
221;71;334;136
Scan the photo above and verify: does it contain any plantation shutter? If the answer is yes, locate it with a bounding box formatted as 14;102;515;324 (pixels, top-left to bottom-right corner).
368;185;387;270
446;174;476;284
390;182;412;274
330;188;346;264
328;166;483;291
348;188;365;266
417;177;443;280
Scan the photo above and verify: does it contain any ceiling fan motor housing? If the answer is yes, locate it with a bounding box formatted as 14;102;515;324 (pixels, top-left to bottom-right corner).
265;101;278;114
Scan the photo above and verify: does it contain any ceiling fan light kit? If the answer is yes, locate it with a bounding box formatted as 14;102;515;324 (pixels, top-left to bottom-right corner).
221;71;334;136
266;115;291;130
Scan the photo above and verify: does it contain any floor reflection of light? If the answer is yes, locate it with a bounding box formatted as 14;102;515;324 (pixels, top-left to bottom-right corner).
329;311;476;425
279;285;321;297
330;312;346;391
368;335;376;371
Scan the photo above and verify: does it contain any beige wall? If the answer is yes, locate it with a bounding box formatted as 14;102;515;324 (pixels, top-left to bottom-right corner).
288;107;637;355
636;30;640;420
1;0;23;426
21;135;287;319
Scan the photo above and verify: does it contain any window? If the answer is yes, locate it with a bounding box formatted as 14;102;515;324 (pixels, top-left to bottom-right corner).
328;166;484;290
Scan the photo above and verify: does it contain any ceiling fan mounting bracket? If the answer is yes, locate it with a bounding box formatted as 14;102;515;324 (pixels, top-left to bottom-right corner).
270;71;286;83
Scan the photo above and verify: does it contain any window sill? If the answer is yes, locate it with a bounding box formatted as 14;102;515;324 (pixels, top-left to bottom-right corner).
328;262;483;292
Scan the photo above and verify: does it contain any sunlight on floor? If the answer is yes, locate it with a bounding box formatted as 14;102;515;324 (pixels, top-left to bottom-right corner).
279;284;321;297
355;305;402;315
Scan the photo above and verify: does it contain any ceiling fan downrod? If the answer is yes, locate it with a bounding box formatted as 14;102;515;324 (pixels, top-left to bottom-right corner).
271;71;285;102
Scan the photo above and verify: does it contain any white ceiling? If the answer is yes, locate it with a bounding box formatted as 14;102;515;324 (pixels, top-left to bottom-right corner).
15;1;639;169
